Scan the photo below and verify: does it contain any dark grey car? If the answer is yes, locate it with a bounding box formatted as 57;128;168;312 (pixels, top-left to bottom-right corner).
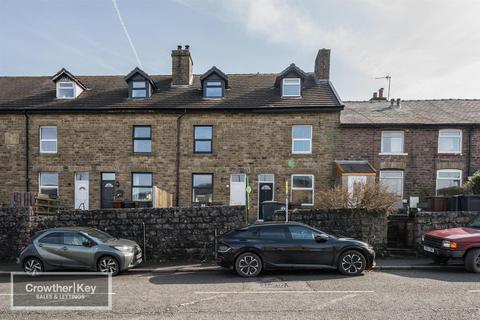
19;227;142;275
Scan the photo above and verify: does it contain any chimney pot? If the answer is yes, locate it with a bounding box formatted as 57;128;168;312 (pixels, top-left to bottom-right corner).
185;45;190;50
373;92;378;99
171;46;193;86
396;98;401;106
314;48;330;80
379;88;384;98
390;98;395;106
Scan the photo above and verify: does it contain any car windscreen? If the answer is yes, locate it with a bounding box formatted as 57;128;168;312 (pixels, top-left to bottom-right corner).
82;229;115;241
467;217;480;228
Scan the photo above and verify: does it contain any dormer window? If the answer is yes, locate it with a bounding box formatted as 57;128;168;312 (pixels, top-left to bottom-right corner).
57;82;75;99
205;81;223;98
282;78;301;97
132;81;147;98
124;67;156;99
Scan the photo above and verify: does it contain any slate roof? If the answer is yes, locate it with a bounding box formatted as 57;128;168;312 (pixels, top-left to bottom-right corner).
335;160;376;175
342;100;480;125
0;73;342;112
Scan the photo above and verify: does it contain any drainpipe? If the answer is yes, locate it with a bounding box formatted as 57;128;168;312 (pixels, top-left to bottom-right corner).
24;111;30;192
467;126;473;176
175;109;187;206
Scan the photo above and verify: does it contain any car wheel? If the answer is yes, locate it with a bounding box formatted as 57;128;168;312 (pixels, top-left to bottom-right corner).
338;250;366;276
23;257;43;275
432;256;449;264
465;249;480;273
97;256;120;276
235;252;262;277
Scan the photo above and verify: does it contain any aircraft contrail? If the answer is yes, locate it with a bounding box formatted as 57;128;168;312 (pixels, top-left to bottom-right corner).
111;0;143;69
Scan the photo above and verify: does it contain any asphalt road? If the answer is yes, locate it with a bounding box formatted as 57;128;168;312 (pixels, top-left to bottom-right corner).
1;267;480;320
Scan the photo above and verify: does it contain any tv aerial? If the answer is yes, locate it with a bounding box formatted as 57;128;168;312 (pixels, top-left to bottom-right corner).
375;74;392;100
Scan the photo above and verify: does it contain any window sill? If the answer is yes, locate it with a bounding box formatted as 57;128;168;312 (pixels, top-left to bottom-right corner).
436;152;463;156
292;152;312;155
132;152;154;157
39;152;58;156
281;96;302;99
378;153;408;156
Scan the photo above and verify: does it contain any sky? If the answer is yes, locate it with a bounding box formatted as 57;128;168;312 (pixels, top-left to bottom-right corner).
1;0;480;101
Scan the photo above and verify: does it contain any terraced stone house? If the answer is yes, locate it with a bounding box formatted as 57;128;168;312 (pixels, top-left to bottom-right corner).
0;47;343;221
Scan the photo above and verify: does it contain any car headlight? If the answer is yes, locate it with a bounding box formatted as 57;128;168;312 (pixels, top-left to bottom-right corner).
442;240;457;249
113;245;134;253
217;244;232;253
421;235;425;242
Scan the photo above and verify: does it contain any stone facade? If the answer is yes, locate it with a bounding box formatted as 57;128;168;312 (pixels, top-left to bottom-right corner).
0;206;245;262
273;208;388;255
0;110;340;221
336;126;480;202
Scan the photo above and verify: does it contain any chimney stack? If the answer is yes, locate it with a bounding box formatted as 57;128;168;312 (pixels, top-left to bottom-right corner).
373;92;378;99
378;88;384;98
396;98;401;107
314;48;330;81
171;45;193;86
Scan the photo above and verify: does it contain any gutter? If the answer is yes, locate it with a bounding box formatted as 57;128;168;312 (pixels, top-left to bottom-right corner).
175;109;187;206
24;111;30;192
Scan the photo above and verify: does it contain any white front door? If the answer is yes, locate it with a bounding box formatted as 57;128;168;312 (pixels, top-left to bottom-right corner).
74;172;89;210
230;174;246;205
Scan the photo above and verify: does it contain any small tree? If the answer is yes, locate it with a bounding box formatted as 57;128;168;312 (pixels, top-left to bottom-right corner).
465;172;480;195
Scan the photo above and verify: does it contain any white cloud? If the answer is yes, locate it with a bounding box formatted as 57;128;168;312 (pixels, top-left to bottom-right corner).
220;0;480;99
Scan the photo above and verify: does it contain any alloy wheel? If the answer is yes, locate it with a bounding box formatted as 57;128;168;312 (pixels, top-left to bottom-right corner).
341;253;364;274
238;255;260;276
98;257;118;274
24;258;42;275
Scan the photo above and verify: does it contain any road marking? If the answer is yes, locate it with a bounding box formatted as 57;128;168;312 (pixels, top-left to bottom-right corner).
195;290;374;294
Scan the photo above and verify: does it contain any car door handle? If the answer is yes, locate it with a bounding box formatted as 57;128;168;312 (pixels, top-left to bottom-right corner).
38;244;43;247
62;247;68;251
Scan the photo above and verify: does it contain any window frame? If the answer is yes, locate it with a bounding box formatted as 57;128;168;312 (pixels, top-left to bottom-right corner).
131;80;148;99
132;125;152;154
436;169;462;194
204;80;224;98
438;129;462;154
131;172;153;202
291;174;314;206
292;125;312;154
39;172;59;198
39;126;57;154
380;131;405;154
193;125;213;154
56;81;75;99
192;173;214;204
379;170;404;205
282;78;301;97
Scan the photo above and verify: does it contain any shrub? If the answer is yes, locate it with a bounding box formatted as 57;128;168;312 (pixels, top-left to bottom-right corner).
317;182;398;214
465;172;480;195
437;186;465;196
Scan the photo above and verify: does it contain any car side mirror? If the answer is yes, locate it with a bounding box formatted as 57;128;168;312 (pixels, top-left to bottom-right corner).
82;240;93;247
315;234;329;243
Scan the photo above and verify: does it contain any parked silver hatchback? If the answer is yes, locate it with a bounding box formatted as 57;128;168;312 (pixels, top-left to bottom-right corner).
19;227;142;276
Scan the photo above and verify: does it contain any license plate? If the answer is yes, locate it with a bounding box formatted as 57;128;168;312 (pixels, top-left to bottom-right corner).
423;246;435;253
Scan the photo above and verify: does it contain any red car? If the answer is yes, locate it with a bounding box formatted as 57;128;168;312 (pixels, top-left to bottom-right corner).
422;217;480;272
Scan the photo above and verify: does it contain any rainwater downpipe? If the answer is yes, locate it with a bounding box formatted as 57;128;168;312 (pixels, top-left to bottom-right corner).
24;111;30;192
175;109;187;207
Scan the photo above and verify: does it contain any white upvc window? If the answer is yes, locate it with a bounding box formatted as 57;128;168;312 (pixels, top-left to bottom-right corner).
381;131;404;154
282;78;301;97
379;170;404;207
291;174;314;206
39;172;59;198
436;169;462;193
132;81;147;98
40;126;57;154
56;82;75;99
292;125;312;154
438;129;462;154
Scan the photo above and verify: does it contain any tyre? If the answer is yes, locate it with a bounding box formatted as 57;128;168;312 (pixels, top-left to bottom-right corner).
432;256;449;264
337;250;366;276
235;252;262;277
465;249;480;273
97;256;120;276
23;257;44;275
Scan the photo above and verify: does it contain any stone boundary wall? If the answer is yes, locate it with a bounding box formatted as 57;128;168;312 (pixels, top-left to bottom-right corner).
414;211;480;245
0;206;246;262
273;209;388;256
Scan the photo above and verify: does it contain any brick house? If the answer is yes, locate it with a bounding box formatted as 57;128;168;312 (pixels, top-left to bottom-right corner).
0;46;344;221
338;94;480;207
